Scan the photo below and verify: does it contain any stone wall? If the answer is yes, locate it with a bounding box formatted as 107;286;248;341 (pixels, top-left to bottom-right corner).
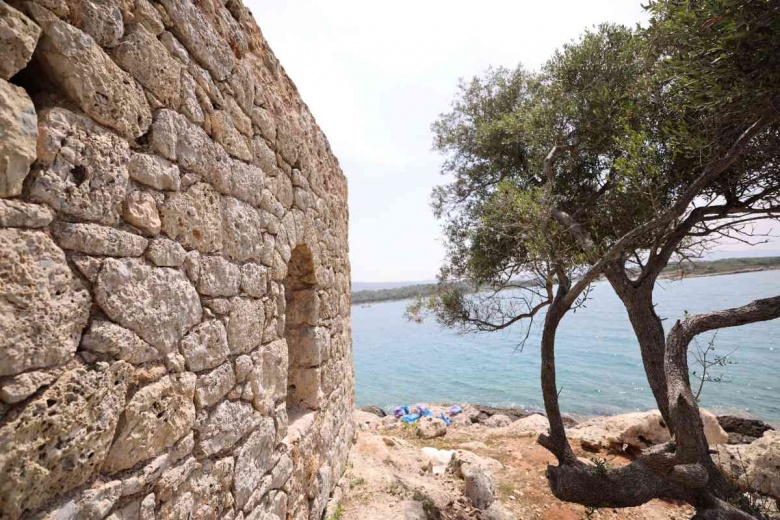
0;0;353;517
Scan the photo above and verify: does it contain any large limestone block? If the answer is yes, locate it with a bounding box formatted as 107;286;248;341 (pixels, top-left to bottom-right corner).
94;258;202;352
103;372;196;473
196;400;261;457
156;0;234;81
157;457;235;519
226;296;265;354
0;229;90;376
146;237;186;267
52;221;148;256
0;362;131;518
0;1;41;80
0;78;37;198
29;108;130;224
128;152;181;191
221;196;268;262
194;361;235;407
197;255;240;296
111;23;182;108
233;417;276;510
26;3;151;139
0;199;53;227
81;319;161;364
180;319;229;372
160;182;223;252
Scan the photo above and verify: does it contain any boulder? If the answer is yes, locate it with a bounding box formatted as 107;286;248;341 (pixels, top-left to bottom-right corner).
717;415;774;444
484;414;512;428
504;414;550;437
359;405;387;417
486;503;516;520
462;462;495;509
416;417;447;439
354;410;382;431
420;447;454;475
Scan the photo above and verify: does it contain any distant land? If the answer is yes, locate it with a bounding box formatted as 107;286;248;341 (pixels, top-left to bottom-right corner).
351;256;780;305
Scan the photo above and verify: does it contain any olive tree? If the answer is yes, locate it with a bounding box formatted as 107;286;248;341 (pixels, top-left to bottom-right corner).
412;1;780;517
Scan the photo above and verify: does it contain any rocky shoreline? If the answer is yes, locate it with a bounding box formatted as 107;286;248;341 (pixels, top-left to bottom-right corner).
333;404;779;519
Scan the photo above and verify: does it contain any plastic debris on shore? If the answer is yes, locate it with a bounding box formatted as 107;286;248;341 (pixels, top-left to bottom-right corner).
393;403;462;425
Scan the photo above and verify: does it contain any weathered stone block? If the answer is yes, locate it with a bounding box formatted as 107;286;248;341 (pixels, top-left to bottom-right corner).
26;3;151;139
0;78;36;198
81;319;161;364
194;361;235;408
103;372;196;473
128;152;181;191
180;319;229;372
226;297;265;354
232;417;275;510
123;191;161;235
94;258;202;353
29;108;130;224
196;400;261;457
145;237;186;266
0;362;131;517
52;221;148;256
0;199;53;227
221;196;267;262
160;182;223;252
197;255;241;296
0;229;90;376
0;1;41;80
240;262;268;298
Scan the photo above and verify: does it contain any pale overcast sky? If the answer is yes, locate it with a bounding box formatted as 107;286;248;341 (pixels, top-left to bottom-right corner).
246;1;777;282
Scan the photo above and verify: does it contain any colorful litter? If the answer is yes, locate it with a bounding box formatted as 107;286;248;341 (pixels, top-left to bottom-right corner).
393;403;462;425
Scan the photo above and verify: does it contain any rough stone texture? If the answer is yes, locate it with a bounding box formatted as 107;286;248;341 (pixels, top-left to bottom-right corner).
0;199;53;227
0;229;91;376
29;108;130;224
0;78;37;197
715;431;780;499
52;221;148;256
103;372;196;473
0;362;131;517
0;0;352;517
0;1;41;80
95;258;202;352
26;2;151;139
416;417;447;439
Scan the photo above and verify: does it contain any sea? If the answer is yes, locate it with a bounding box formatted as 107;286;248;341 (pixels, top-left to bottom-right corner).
352;270;780;423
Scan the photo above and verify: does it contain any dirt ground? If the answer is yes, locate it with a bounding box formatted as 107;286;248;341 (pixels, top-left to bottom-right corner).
335;412;694;520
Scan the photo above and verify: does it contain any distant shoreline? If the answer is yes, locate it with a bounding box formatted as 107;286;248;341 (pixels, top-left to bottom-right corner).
352;257;780;306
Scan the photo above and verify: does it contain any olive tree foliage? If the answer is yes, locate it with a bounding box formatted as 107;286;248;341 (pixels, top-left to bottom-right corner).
410;1;780;517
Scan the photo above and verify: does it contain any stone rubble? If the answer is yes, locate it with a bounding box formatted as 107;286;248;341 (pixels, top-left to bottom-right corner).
0;0;353;516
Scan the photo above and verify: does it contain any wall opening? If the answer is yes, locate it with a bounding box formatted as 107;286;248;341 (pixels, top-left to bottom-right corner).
284;244;320;424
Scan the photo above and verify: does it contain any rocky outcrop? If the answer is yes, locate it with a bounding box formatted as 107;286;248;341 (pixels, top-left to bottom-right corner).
0;0;353;517
714;431;780;499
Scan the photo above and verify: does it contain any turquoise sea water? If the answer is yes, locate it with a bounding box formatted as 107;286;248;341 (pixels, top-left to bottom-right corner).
353;270;780;423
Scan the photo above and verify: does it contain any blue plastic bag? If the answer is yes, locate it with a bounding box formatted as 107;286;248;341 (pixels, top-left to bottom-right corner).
439;412;452;426
448;405;462;416
401;413;421;423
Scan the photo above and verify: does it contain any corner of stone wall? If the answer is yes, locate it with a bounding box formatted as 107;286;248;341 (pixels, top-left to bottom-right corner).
0;0;354;517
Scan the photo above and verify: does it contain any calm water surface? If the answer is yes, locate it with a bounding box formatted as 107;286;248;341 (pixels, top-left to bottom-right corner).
353;271;780;422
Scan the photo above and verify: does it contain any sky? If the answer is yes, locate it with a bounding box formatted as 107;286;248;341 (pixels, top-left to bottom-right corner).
246;1;778;282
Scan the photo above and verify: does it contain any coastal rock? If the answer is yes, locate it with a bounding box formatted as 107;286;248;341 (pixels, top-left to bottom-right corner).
717;415;774;444
0;229;91;376
51;222;148;256
462;462;495;509
0;363;131;517
30;108;130;225
94;258;202;353
0;1;41;80
0;79;37;198
484;414;512;428
486;503;516;520
416;417;447;439
359;405;387;418
103;372;196;473
715;431;780;499
504;414;550;437
27;3;151;139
